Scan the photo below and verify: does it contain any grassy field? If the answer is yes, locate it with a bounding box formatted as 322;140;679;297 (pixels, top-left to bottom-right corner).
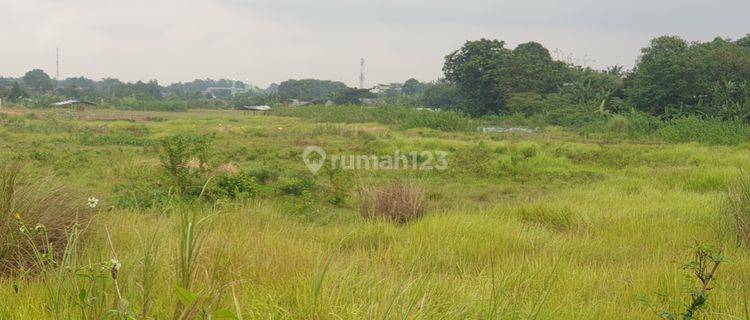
0;107;749;319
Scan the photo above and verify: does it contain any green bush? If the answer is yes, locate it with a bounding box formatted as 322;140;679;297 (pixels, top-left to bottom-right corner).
159;134;212;196
276;176;315;196
214;171;260;199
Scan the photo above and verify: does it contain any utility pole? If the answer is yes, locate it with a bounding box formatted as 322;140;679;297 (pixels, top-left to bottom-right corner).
359;58;365;89
55;48;60;90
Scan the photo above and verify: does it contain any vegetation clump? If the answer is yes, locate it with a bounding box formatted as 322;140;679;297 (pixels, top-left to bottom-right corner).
357;182;426;223
0;164;87;272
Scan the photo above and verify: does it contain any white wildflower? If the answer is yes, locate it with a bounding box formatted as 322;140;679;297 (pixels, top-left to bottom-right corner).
87;197;99;208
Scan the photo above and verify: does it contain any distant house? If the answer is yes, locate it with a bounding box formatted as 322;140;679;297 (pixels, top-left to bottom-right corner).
287;99;333;107
51;99;97;112
288;99;312;107
237;105;271;115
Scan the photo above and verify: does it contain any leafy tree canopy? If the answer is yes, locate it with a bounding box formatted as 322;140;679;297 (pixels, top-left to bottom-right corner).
22;69;53;93
277;79;348;101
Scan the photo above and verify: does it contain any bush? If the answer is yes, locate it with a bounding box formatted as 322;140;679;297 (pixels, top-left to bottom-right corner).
214;171;260;199
276;176;315;196
0;164;88;272
159;134;212;196
723;173;750;246
357;182;426;223
323;166;353;206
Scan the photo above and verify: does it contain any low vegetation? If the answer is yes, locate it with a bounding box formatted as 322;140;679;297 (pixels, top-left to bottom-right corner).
357;182;426;223
724;173;750;246
0;107;746;318
0;164;87;272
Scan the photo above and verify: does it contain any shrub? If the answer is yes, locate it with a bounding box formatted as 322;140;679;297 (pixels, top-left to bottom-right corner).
214;171;260;199
0;164;87;272
276;176;315;196
723;173;750;246
357;182;426;223
159;134;212;196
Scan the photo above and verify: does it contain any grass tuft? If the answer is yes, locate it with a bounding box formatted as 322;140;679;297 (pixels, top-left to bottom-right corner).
358;182;426;223
0;164;87;272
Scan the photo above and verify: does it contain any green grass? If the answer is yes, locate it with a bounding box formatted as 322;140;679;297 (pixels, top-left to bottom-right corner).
0;107;749;319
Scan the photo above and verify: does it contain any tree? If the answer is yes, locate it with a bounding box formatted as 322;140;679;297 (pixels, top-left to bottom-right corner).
510;42;570;93
736;34;750;49
277;79;347;101
420;82;462;108
7;82;26;102
59;77;99;100
402;78;422;95
625;35;750;116
22;69;53;93
624;36;694;114
443;39;513;116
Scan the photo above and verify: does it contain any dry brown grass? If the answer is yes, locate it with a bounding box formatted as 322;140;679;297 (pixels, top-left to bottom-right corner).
357;182;426;223
0;164;88;272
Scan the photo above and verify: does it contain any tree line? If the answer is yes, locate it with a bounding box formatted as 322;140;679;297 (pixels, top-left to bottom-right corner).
2;34;749;120
442;35;750;122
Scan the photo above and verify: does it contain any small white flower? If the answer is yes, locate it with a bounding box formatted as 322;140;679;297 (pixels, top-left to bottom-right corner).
110;258;122;271
87;197;99;208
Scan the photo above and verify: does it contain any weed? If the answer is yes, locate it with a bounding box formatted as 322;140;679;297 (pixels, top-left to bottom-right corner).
640;245;724;320
159;134;212;196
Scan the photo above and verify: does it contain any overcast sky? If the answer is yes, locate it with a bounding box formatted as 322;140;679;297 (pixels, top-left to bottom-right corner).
1;0;748;88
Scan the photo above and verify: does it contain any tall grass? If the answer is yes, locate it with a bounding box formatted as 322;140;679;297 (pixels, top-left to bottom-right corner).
0;164;86;272
724;173;750;246
658;116;750;145
357;182;426;223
